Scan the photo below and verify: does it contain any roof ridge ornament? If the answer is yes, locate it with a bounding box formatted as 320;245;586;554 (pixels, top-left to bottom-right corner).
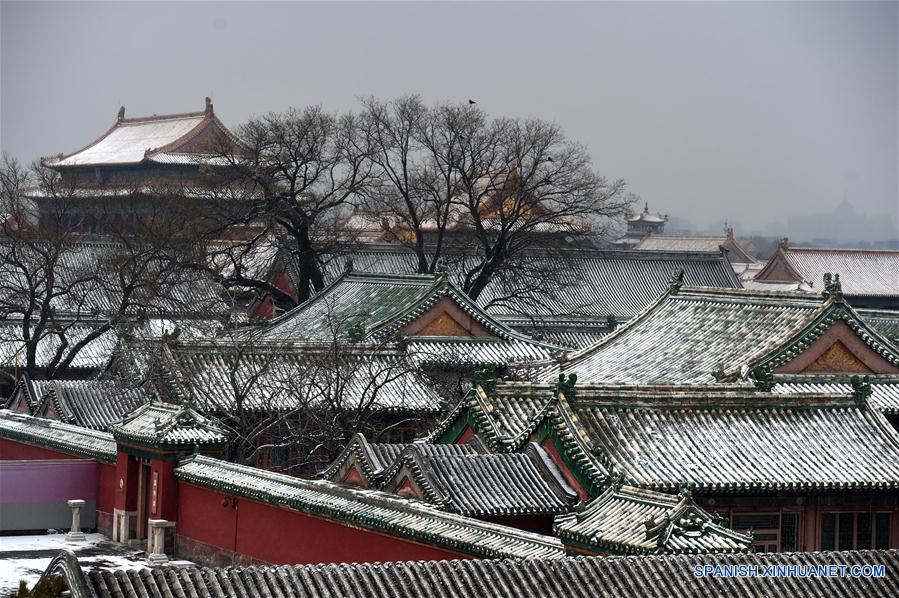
117;106;125;121
435;257;449;278
750;364;775;392
205;96;213;115
850;374;872;403
822;273;844;303
555;373;577;400
347;321;366;341
668;268;685;294
471;364;503;396
711;363;728;382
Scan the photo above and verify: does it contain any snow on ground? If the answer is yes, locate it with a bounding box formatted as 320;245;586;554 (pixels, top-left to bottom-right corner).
0;533;149;594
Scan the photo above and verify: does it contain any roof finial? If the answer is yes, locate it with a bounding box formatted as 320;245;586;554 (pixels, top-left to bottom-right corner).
668;268;685;294
435;257;449;278
344;258;354;273
555;373;577;400
779;237;789;250
822;273;843;302
643;201;649;214
117;106;125;121
205;97;213;115
850;375;872;403
750;364;775;392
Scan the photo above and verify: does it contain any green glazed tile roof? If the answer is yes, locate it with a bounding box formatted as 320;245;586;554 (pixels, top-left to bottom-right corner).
437;382;899;494
555;484;750;555
108;399;228;446
242;271;561;364
566;385;899;493
551;286;899;385
858;308;899;343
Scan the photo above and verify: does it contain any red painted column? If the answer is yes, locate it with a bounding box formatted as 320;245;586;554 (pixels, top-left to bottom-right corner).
115;451;139;512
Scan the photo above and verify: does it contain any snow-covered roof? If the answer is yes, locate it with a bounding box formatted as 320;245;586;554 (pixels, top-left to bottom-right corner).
41;99;241;169
175;454;565;560
440;382;899;494
754;245;899;298
36;548;899;598
47;114;205;167
108;399;229;447
0;410;116;461
549;285;899;385
555;484;750;555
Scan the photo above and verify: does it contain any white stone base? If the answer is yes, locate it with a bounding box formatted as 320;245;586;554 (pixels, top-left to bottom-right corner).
147;552;169;565
66;531;86;542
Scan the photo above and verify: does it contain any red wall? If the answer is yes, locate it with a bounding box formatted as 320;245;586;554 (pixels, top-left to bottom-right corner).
540;438;589;501
97;462;117;515
177;482;468;564
0;438;81;461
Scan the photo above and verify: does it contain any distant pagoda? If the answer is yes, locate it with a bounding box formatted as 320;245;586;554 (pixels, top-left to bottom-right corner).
618;202;667;247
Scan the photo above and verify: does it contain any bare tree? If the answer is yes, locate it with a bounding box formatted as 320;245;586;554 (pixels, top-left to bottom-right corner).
0;156;223;383
208;106;372;303
136;303;439;475
356;96;633;302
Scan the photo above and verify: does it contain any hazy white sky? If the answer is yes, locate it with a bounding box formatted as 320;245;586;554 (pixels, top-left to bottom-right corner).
2;1;896;239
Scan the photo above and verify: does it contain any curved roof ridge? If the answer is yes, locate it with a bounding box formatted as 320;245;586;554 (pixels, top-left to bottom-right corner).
43;112;207;167
743;297;899;377
787;246;899;255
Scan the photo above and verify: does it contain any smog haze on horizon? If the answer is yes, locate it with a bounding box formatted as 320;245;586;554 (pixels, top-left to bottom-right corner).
1;0;896;243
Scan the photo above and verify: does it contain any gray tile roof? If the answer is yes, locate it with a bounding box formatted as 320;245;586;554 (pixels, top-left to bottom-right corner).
773;375;899;415
175;454;565;560
563;386;899;493
0;320;118;370
43;548;899;598
0;316;223;371
766;247;899;298
321;433;577;518
27;378;148;430
555;484;751;555
0;410;116;462
381;442;579;517
634;233;756;264
150;341;445;413
553;285;899;385
0;240;228;317
319;432;480;486
498;316;614;349
321;246;741;320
